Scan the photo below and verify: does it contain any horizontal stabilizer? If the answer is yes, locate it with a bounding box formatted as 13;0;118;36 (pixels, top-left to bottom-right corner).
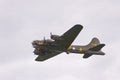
89;44;105;51
83;53;92;58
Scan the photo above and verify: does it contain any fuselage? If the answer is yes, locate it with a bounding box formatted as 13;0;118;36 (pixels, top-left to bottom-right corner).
32;40;89;55
67;45;105;55
32;39;105;56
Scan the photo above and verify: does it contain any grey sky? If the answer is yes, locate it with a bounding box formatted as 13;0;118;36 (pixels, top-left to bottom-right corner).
0;0;120;80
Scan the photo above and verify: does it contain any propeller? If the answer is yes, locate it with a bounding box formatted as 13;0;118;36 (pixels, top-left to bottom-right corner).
50;32;53;39
43;37;46;43
50;32;52;36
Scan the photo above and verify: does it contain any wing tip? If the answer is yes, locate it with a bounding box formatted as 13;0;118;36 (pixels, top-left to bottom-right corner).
74;24;83;29
35;56;45;61
35;59;45;62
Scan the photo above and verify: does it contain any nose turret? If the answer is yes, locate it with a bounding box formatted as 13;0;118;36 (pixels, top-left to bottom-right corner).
32;40;44;48
32;40;38;48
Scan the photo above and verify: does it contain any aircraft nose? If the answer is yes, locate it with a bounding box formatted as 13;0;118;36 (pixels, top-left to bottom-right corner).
32;41;38;48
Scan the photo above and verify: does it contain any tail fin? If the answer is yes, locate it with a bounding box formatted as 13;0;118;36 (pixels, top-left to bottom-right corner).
83;38;105;58
87;37;100;48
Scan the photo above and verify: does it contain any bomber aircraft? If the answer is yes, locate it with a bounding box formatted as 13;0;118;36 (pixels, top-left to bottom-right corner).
32;24;105;61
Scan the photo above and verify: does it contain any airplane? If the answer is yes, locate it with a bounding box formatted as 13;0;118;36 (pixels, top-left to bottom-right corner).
32;24;105;61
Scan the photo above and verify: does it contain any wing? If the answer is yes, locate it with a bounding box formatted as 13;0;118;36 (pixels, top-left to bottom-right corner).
59;24;83;50
35;51;61;61
35;24;83;61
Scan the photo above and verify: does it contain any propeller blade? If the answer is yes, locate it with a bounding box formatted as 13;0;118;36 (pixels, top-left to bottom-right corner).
44;37;46;43
50;32;53;39
50;32;52;35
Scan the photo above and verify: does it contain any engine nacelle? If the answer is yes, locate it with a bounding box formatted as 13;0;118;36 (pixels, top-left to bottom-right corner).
51;35;61;41
50;32;63;41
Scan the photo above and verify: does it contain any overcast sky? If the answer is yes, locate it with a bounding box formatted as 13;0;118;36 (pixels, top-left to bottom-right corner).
0;0;120;80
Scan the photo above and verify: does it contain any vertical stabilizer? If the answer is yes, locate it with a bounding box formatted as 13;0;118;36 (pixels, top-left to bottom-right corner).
87;37;100;48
